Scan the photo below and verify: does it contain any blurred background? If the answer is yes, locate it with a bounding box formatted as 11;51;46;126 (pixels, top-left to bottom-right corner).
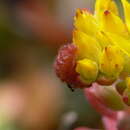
0;0;116;129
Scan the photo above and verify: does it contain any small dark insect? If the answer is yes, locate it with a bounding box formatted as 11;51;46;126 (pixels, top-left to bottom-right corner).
67;84;75;92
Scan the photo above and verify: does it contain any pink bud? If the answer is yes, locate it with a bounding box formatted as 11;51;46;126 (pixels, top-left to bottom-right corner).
84;84;117;119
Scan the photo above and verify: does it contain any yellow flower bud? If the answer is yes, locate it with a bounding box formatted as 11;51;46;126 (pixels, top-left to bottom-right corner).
106;32;130;58
95;0;119;20
74;9;99;36
100;10;128;36
121;0;130;32
76;59;98;84
96;31;112;49
73;30;101;62
99;45;124;78
126;77;130;88
120;54;130;79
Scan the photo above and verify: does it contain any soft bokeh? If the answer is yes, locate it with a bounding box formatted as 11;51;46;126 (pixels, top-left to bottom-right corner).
0;0;104;130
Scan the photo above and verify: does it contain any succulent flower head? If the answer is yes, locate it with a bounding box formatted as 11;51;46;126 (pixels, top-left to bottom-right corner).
73;0;130;86
54;0;130;109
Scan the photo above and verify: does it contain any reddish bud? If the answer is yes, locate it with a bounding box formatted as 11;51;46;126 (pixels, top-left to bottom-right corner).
123;96;129;104
54;43;89;89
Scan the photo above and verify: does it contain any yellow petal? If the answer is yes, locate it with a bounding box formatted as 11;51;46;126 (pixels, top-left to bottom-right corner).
106;32;130;57
74;9;99;35
74;9;112;49
73;30;101;62
107;33;130;76
95;0;119;19
126;77;130;89
99;45;124;78
121;0;130;32
96;31;113;49
100;11;128;36
76;59;98;84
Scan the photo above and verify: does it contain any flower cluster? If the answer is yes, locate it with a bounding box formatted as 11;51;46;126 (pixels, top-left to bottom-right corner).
55;0;130;109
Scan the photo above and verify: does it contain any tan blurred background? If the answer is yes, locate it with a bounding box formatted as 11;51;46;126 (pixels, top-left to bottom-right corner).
0;0;103;130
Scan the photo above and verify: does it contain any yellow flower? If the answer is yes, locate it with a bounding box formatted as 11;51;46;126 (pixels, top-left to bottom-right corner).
73;0;130;84
126;77;130;88
76;59;98;84
122;0;130;32
73;30;101;63
55;0;130;109
99;45;124;78
95;0;119;18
